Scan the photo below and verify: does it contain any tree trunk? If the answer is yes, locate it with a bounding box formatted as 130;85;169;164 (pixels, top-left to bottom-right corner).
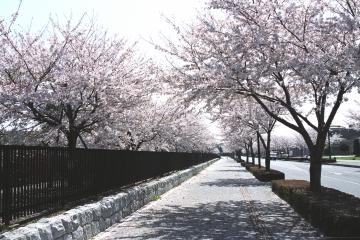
250;142;255;165
257;132;261;169
265;132;271;171
309;148;323;192
66;131;79;149
78;134;88;149
286;147;290;159
327;132;332;160
237;150;242;161
66;130;81;190
246;146;249;163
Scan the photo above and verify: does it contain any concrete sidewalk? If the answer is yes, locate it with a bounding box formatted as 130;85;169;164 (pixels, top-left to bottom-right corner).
93;157;323;239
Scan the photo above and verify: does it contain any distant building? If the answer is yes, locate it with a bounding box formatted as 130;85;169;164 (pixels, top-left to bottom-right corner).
327;126;360;155
330;125;360;140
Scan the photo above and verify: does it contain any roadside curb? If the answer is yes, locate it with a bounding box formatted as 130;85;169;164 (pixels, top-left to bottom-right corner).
323;163;360;169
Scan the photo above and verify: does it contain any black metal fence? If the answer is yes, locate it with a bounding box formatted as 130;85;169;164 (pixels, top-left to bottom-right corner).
0;145;218;226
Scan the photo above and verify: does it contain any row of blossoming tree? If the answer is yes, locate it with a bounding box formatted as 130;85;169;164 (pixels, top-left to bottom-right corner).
0;12;216;152
2;0;360;192
157;0;360;192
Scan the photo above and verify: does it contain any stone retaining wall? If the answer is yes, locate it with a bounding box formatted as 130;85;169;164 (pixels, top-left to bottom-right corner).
1;158;219;240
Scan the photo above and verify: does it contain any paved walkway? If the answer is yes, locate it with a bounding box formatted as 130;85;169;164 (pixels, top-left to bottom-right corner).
94;157;323;239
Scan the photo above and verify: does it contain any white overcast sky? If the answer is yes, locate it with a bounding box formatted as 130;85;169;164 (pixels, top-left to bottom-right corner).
1;0;359;138
0;0;206;56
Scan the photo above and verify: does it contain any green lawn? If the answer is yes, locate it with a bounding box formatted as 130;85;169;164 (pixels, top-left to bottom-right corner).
333;155;360;160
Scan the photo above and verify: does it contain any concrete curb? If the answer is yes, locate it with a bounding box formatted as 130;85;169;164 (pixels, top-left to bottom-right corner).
0;158;219;240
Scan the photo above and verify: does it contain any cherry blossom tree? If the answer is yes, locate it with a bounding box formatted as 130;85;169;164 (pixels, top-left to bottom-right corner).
90;97;177;151
0;17;155;148
218;96;279;169
158;0;360;192
348;100;360;129
142;105;216;152
220;105;256;163
272;135;297;157
88;93;216;152
164;114;216;152
239;99;280;170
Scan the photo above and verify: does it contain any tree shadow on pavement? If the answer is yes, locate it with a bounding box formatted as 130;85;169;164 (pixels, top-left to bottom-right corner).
200;178;271;188
216;169;248;173
222;165;243;168
110;200;323;240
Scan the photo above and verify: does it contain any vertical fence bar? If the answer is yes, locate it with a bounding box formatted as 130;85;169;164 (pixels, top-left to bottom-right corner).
48;148;52;209
11;148;16;221
31;148;35;215
15;148;19;219
3;147;11;225
60;149;65;207
0;148;2;222
25;147;29;217
35;148;40;212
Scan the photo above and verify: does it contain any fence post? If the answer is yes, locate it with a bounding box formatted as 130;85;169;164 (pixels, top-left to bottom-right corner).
2;147;11;225
61;149;66;207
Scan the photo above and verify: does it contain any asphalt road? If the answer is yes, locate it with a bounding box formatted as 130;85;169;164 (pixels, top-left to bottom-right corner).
258;159;360;198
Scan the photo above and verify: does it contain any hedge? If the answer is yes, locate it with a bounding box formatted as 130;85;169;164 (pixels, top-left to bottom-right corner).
272;180;360;237
242;163;285;182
